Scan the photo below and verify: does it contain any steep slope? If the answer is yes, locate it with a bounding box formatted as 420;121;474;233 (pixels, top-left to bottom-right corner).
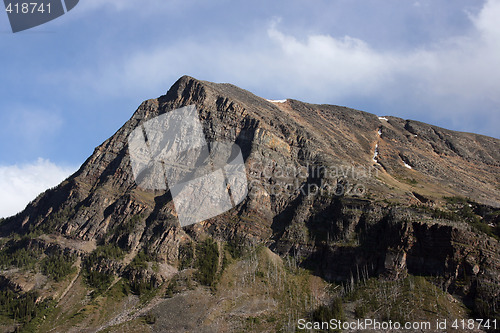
3;76;499;236
0;76;499;332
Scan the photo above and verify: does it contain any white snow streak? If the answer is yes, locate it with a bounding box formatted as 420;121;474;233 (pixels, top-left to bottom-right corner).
373;144;379;162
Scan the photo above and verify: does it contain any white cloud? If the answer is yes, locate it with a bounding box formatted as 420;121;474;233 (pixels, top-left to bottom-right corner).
264;26;390;97
61;0;500;137
0;159;77;218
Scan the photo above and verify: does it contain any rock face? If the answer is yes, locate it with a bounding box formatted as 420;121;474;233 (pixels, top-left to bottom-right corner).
1;75;500;321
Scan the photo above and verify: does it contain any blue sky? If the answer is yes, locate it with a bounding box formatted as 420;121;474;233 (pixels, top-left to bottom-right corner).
1;0;499;217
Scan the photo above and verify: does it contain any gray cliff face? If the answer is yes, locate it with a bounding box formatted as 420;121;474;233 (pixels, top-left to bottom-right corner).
1;75;499;318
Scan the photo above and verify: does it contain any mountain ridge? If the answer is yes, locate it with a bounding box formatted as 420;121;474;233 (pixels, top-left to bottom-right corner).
2;75;498;239
0;75;499;332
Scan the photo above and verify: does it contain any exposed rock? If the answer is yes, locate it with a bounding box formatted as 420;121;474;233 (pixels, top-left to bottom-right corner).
1;76;499;327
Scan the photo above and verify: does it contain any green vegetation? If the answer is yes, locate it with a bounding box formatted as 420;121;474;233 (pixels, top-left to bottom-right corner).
35;206;75;234
84;268;113;294
195;238;219;286
128;278;156;302
93;244;125;260
101;214;145;250
178;242;194;270
125;250;158;301
344;275;453;323
407;178;418;185
83;245;123;294
446;197;499;239
225;235;247;259
0;288;54;328
106;214;143;239
129;250;155;270
444;196;469;204
41;252;76;282
473;281;500;320
0;238;42;270
143;313;156;325
395;176;419;186
414;196;499;239
164;279;178;298
15;298;56;333
216;246;326;332
0;237;76;283
309;298;343;332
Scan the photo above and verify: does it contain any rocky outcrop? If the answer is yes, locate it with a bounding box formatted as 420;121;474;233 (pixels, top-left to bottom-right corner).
1;75;499;319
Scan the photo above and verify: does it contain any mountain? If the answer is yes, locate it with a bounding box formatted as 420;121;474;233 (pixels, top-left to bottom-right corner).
0;76;499;332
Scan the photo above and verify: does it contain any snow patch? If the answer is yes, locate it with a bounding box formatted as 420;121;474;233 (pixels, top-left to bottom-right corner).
378;128;382;136
404;161;412;169
378;116;388;121
372;144;379;162
267;99;287;103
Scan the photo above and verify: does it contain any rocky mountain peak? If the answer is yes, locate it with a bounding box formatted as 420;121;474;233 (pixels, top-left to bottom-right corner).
0;76;499;332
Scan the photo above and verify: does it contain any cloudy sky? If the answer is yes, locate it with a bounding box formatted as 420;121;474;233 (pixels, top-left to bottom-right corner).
1;0;499;217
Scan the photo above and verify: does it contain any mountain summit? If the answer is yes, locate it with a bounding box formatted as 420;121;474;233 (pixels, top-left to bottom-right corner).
1;76;499;332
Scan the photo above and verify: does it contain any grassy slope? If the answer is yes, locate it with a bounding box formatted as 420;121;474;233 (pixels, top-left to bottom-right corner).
31;246;474;332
